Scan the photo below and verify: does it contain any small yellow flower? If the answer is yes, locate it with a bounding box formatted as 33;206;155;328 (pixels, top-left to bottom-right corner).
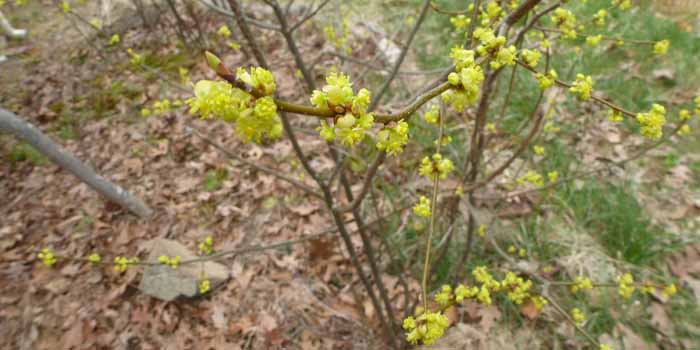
38;248;57;267
89;19;102;30
518;248;526;257
548;171;559;183
571;307;585;325
198;236;215;255
600;344;612;350
478;224;486;237
455;185;464;198
586;35;602;47
617;273;635;299
533;145;545;156
679;125;691;135
88;253;101;264
199;279;211;294
654;40;670;56
608;109;624;123
661;283;677;298
569;74;594;101
109;34;120;46
531;295;548;310
571;276;593;293
158;255;181;269
217;25;231;38
114;256;137;273
413;196;432;218
227;41;240;51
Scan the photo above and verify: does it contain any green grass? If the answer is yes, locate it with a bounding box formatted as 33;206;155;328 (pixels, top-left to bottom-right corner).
6;142;48;169
560;181;667;265
202;169;228;192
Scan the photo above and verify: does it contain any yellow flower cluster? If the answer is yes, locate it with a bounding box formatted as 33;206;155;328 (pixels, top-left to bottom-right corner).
424;105;439;124
127;48;144;66
403;311;449;345
636;103;666;139
548;171;559;183
312;73;374;146
406;267;548;344
376;121;409;155
217;25;231;38
679;109;691;121
501;272;533;304
109;34;120;46
199;279;211;294
38;248;57;267
586;35;602;47
474;27;506;58
114;256;138;273
661;283;677;298
450;15;470;30
478;224;487;237
88;253;101;264
435;285;453;306
158;255;181;269
551;8;577;39
419;153;455;180
521;49;542;68
531;295;548;310
237;67;276;96
444;48;484;111
536;70;558;90
533;145;545;156
608;109;624;123
654;40;670;56
518;170;544;187
593;9;607;27
570;74;594;101
612;0;632;10
198;236;214;255
616;273;635;299
490;45;518;70
571;276;593;293
571;307;586;325
188;76;283;143
483;1;503;22
323;18;352;55
413;196;432;218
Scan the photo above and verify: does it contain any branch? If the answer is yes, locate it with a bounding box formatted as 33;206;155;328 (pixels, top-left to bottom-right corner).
369;0;432;111
187;125;323;199
289;0;331;32
197;0;281;31
0;108;153;218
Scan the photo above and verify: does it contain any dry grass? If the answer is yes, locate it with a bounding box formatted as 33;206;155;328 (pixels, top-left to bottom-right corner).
653;0;700;16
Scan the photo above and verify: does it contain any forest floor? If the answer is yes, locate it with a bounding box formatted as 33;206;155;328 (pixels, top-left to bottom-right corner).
1;1;700;350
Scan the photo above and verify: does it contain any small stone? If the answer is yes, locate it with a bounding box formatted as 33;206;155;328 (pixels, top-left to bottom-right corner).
139;238;229;301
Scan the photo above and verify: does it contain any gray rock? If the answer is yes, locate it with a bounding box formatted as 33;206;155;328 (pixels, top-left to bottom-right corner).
139;238;229;301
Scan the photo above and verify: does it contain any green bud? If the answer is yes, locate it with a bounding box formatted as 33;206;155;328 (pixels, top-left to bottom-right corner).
205;51;222;71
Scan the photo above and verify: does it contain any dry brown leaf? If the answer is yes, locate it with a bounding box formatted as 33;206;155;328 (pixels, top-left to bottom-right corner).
519;299;541;321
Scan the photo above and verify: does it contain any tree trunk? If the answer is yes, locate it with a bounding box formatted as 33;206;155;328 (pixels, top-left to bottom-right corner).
0;108;153;218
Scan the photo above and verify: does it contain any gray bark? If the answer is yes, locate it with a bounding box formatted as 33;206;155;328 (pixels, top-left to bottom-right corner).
0;108;153;218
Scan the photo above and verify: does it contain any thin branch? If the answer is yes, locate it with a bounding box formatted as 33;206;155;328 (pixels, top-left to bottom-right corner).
339;151;386;213
369;0;432;111
421;99;446;309
197;0;282;31
187;125;323;199
267;0;317;92
289;0;331;32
